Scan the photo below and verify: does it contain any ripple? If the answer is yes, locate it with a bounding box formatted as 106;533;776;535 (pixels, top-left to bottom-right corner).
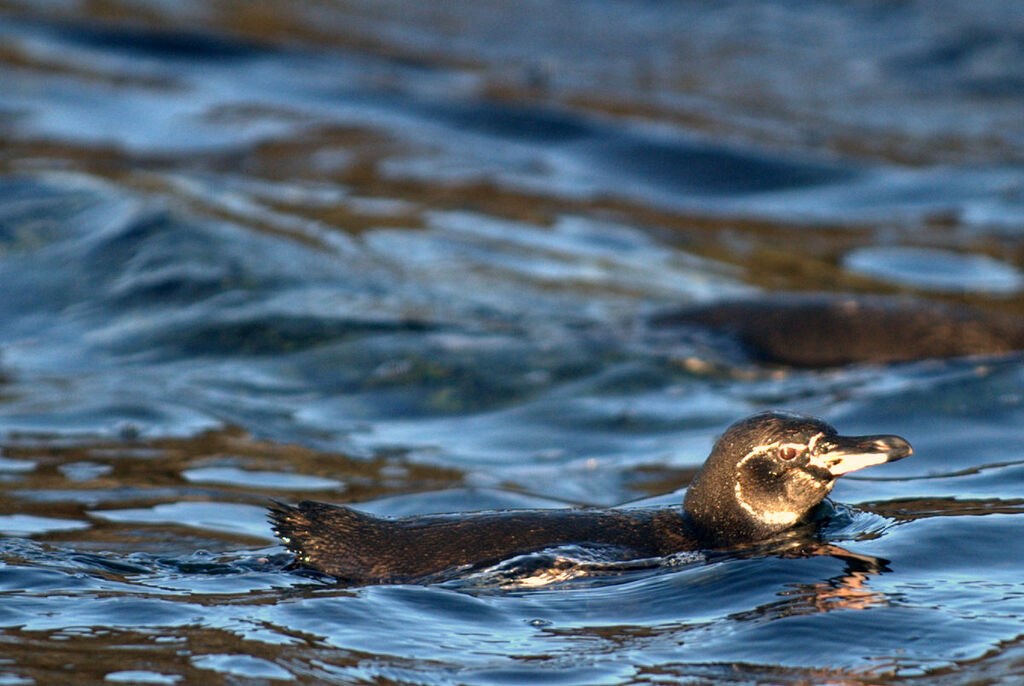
88;502;274;541
104;671;182;685
190;654;293;681
181;467;343;491
0;457;36;473
0;514;91;536
843;246;1024;294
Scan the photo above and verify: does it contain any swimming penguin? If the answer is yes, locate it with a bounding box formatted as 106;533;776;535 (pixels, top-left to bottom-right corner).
650;293;1024;368
269;411;911;584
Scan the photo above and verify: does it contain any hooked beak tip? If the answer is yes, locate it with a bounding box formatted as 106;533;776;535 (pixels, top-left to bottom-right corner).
882;436;913;460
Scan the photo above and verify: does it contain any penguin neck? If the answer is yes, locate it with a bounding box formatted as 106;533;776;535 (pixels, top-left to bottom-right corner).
682;497;774;546
682;458;802;545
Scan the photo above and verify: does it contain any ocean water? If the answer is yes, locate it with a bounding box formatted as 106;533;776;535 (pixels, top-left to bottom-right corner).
1;1;1024;684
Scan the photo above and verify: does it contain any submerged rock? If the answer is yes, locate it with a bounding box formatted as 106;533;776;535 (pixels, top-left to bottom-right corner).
650;293;1024;368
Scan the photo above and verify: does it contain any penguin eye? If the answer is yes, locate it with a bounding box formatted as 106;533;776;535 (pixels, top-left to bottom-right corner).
778;445;800;461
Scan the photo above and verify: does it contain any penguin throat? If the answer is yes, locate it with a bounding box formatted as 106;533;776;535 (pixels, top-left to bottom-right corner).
733;480;801;527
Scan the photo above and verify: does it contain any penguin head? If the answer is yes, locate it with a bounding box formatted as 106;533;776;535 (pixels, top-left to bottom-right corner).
683;411;912;543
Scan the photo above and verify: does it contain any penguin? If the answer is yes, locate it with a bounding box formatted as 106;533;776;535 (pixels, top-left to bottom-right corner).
269;411;911;584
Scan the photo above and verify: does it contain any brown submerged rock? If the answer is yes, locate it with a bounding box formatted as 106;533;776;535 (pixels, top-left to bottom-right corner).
650;293;1024;368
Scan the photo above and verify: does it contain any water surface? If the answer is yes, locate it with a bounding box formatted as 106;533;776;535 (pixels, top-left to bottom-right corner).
2;1;1024;684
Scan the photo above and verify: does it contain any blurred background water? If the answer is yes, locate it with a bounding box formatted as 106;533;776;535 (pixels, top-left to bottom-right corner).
1;1;1024;684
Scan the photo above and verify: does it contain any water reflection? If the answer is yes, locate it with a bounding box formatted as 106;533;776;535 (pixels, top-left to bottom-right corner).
745;543;892;619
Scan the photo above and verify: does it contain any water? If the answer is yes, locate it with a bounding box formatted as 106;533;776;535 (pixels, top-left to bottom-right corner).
1;1;1024;683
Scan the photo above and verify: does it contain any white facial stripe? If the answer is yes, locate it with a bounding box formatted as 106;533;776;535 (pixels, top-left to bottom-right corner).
744;442;780;459
807;432;825;453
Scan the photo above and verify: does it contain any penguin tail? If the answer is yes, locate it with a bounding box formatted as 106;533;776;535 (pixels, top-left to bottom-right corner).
267;500;378;581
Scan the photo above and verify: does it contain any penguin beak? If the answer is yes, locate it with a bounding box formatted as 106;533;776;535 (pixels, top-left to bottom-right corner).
810;434;913;477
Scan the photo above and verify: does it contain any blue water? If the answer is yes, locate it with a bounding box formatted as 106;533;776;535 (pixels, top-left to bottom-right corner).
2;1;1024;684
